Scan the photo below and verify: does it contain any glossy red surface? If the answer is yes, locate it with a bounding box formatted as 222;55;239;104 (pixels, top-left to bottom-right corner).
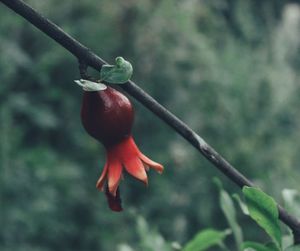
80;87;134;147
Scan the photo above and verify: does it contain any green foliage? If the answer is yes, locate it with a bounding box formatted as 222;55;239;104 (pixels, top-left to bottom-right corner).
282;235;294;250
282;189;300;219
242;241;278;251
215;178;243;250
181;181;300;251
117;215;174;251
243;187;282;249
135;216;173;251
220;191;244;250
182;229;231;251
285;246;300;251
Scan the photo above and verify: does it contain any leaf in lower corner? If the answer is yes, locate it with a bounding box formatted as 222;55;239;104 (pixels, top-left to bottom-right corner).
282;189;300;219
284;245;300;251
214;178;243;250
242;241;278;251
242;187;282;249
182;229;231;251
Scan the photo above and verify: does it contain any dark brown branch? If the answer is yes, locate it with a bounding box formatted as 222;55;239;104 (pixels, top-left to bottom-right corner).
1;0;300;243
78;60;97;82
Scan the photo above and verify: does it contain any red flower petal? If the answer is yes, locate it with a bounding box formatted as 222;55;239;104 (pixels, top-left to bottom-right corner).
123;156;148;185
107;159;123;196
95;136;163;211
139;153;164;174
96;162;109;191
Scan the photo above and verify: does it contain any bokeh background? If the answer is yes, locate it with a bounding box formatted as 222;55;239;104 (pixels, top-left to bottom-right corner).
1;0;300;250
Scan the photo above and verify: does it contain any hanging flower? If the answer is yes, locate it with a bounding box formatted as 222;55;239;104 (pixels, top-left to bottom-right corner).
76;78;163;211
97;136;163;211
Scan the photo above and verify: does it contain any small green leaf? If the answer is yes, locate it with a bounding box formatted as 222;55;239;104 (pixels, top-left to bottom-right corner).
243;187;282;249
220;190;243;250
214;178;243;251
100;56;133;84
282;189;300;219
285;245;300;251
233;193;250;215
282;235;294;250
182;229;231;251
266;242;281;251
242;241;278;251
213;177;223;190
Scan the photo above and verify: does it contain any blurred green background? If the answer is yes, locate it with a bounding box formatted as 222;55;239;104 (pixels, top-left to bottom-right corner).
1;0;300;250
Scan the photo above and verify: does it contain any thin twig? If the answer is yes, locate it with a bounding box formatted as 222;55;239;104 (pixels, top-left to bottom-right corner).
78;60;96;81
1;0;300;243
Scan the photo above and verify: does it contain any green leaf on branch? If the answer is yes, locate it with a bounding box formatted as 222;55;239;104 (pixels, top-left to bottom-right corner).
285;245;300;251
182;229;231;251
100;56;133;84
242;241;278;251
232;193;250;216
243;187;282;249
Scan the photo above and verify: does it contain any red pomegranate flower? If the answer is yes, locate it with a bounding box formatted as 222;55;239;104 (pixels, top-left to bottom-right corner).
77;80;163;212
